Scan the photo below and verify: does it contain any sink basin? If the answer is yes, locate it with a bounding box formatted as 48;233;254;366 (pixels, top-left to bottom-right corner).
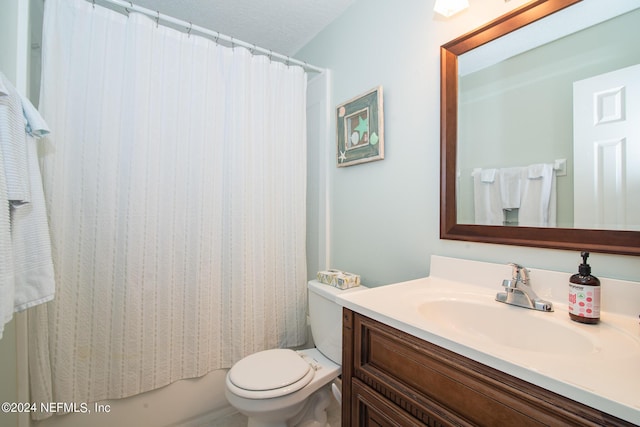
417;298;596;354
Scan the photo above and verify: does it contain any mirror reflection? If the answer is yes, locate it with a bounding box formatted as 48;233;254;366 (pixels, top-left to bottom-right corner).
456;5;640;231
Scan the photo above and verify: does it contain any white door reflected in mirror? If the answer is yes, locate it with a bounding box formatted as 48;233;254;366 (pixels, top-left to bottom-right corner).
573;64;640;231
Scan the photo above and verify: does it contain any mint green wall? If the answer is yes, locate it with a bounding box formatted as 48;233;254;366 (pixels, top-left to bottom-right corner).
296;0;640;285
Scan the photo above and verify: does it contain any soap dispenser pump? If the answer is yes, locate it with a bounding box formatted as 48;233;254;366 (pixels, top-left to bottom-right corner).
568;252;600;324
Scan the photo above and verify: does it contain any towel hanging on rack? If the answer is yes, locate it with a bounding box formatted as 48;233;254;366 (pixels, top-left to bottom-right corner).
472;168;504;225
0;72;55;339
520;163;557;227
471;162;558;226
499;167;522;210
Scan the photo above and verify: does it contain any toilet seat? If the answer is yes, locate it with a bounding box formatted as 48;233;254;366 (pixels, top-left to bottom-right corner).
227;349;315;399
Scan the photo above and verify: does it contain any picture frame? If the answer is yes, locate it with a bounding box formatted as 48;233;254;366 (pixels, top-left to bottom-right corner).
336;86;384;167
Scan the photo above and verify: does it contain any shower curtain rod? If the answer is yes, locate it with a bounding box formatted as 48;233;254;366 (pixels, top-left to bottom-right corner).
90;0;325;73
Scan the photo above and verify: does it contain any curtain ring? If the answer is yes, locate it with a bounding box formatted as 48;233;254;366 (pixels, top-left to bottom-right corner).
268;50;273;63
250;43;256;55
92;0;95;9
155;10;160;28
230;36;235;51
124;1;132;16
286;56;290;67
187;22;192;37
214;31;220;45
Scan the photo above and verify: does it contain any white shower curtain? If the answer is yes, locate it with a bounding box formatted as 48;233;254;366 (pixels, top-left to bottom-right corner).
28;0;308;417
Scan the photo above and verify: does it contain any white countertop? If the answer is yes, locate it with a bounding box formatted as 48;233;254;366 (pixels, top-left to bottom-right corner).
336;256;640;425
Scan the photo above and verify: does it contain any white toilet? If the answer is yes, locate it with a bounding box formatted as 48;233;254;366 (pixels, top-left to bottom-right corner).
224;280;366;427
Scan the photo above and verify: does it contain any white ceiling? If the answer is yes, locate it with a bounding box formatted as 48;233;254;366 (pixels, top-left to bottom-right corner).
131;0;356;56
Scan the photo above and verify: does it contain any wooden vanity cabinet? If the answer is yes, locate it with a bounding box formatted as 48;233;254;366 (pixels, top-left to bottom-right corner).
342;309;634;427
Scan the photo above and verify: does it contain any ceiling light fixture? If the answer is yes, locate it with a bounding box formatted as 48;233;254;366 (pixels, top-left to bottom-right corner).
434;0;469;17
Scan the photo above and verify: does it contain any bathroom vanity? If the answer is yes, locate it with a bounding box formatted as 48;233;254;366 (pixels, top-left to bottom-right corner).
338;256;640;426
342;310;633;426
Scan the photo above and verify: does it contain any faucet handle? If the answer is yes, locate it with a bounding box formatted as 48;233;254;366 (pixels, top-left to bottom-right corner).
509;262;522;278
508;263;529;285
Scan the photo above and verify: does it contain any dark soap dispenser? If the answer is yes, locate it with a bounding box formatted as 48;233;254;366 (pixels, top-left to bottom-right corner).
568;252;601;324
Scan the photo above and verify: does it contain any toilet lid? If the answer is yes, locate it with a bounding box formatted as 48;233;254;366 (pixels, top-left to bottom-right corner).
228;349;312;393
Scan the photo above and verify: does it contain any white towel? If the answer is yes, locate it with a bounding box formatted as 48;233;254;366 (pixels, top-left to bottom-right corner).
0;74;55;339
0;120;15;340
20;92;50;138
0;74;18;339
480;168;496;183
473;168;504;225
11;131;55;311
499;167;522;210
519;163;557;227
0;72;30;205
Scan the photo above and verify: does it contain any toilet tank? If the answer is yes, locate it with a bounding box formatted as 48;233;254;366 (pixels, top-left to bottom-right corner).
307;280;366;365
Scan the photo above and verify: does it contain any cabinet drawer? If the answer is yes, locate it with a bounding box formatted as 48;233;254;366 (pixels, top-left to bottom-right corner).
349;311;633;427
352;378;428;427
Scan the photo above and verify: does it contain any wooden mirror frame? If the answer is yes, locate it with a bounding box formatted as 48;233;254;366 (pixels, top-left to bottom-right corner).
440;0;640;256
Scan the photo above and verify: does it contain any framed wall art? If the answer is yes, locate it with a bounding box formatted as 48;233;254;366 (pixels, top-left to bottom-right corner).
336;86;384;167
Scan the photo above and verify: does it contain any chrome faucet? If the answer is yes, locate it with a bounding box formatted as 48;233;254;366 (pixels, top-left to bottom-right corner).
495;263;553;312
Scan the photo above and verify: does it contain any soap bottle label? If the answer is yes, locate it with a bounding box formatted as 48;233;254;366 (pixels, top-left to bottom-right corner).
568;284;600;318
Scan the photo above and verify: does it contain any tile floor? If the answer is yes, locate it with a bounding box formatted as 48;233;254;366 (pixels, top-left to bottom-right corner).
208;398;341;427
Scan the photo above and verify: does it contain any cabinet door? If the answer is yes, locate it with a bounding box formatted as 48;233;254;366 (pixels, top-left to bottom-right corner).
352;379;427;427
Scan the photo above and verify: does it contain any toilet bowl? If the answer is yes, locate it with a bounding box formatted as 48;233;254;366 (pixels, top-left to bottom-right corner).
225;348;339;427
224;280;366;427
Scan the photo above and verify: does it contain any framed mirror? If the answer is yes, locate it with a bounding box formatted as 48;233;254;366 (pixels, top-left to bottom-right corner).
440;0;640;256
